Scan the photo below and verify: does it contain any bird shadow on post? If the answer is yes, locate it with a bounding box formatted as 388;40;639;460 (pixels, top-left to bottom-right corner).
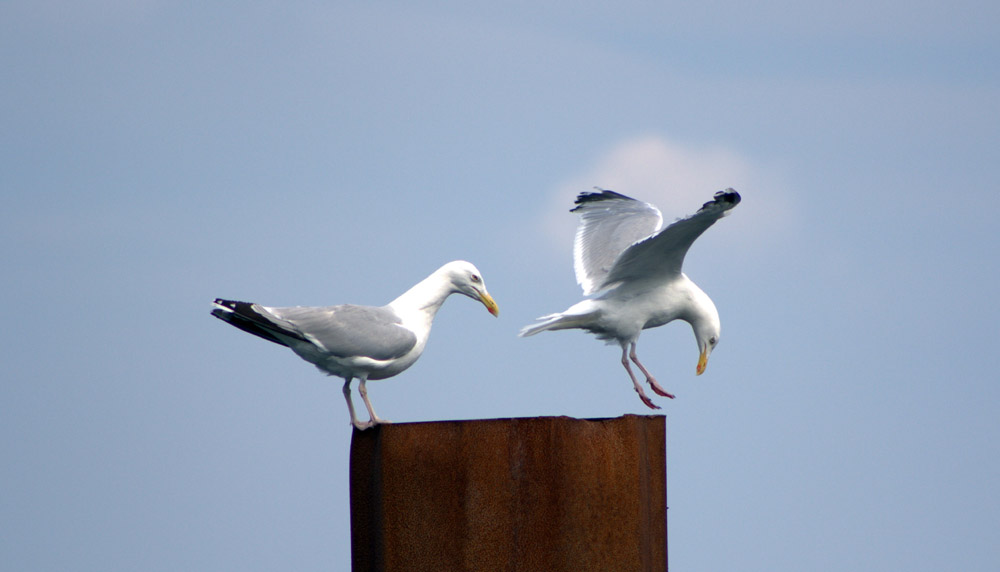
349;415;667;572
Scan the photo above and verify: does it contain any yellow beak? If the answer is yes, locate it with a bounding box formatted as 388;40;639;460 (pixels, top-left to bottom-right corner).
696;347;709;375
479;291;499;317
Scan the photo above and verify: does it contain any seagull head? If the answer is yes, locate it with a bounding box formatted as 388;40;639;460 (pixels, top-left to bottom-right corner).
695;327;720;376
689;293;721;375
443;260;499;317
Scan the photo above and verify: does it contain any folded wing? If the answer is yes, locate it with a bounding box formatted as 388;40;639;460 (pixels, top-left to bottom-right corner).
212;300;417;361
264;304;417;361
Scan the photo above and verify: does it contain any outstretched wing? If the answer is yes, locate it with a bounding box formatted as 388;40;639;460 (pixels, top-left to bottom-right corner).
600;189;741;288
571;189;663;296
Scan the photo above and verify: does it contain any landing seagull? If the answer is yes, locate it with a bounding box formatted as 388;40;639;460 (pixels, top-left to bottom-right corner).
212;260;499;430
520;189;740;408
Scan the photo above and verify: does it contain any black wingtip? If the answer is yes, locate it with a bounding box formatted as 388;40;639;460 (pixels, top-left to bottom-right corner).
211;299;269;325
700;188;741;211
570;187;636;212
211;298;291;347
212;298;252;313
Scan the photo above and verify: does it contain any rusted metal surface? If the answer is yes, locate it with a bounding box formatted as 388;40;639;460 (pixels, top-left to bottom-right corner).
350;415;666;571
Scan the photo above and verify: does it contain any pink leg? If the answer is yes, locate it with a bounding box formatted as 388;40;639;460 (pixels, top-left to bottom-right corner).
621;346;661;410
343;377;374;431
358;377;387;427
630;342;675;399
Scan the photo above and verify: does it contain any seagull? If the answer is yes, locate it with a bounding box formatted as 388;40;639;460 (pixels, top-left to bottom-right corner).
212;260;499;430
520;188;740;409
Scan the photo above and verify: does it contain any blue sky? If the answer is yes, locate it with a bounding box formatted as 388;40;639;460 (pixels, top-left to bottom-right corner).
2;1;998;570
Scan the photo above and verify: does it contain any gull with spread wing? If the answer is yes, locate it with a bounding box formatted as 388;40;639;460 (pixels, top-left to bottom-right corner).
520;189;740;408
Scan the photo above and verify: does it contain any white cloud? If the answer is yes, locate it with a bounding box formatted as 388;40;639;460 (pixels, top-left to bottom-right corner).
540;134;797;253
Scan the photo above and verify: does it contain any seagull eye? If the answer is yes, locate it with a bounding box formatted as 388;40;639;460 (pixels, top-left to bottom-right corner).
709;336;718;346
470;274;481;283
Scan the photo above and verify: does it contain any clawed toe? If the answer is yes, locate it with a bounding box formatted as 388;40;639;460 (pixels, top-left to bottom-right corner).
647;377;675;399
635;390;661;410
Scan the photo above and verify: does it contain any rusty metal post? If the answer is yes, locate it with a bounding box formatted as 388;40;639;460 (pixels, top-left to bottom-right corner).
349;415;666;571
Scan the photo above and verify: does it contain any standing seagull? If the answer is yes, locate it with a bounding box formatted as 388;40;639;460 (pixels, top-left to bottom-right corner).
520;189;740;408
212;260;499;430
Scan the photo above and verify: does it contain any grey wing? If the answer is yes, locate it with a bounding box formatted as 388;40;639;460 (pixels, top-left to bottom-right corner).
602;189;741;287
263;304;417;360
571;189;663;295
